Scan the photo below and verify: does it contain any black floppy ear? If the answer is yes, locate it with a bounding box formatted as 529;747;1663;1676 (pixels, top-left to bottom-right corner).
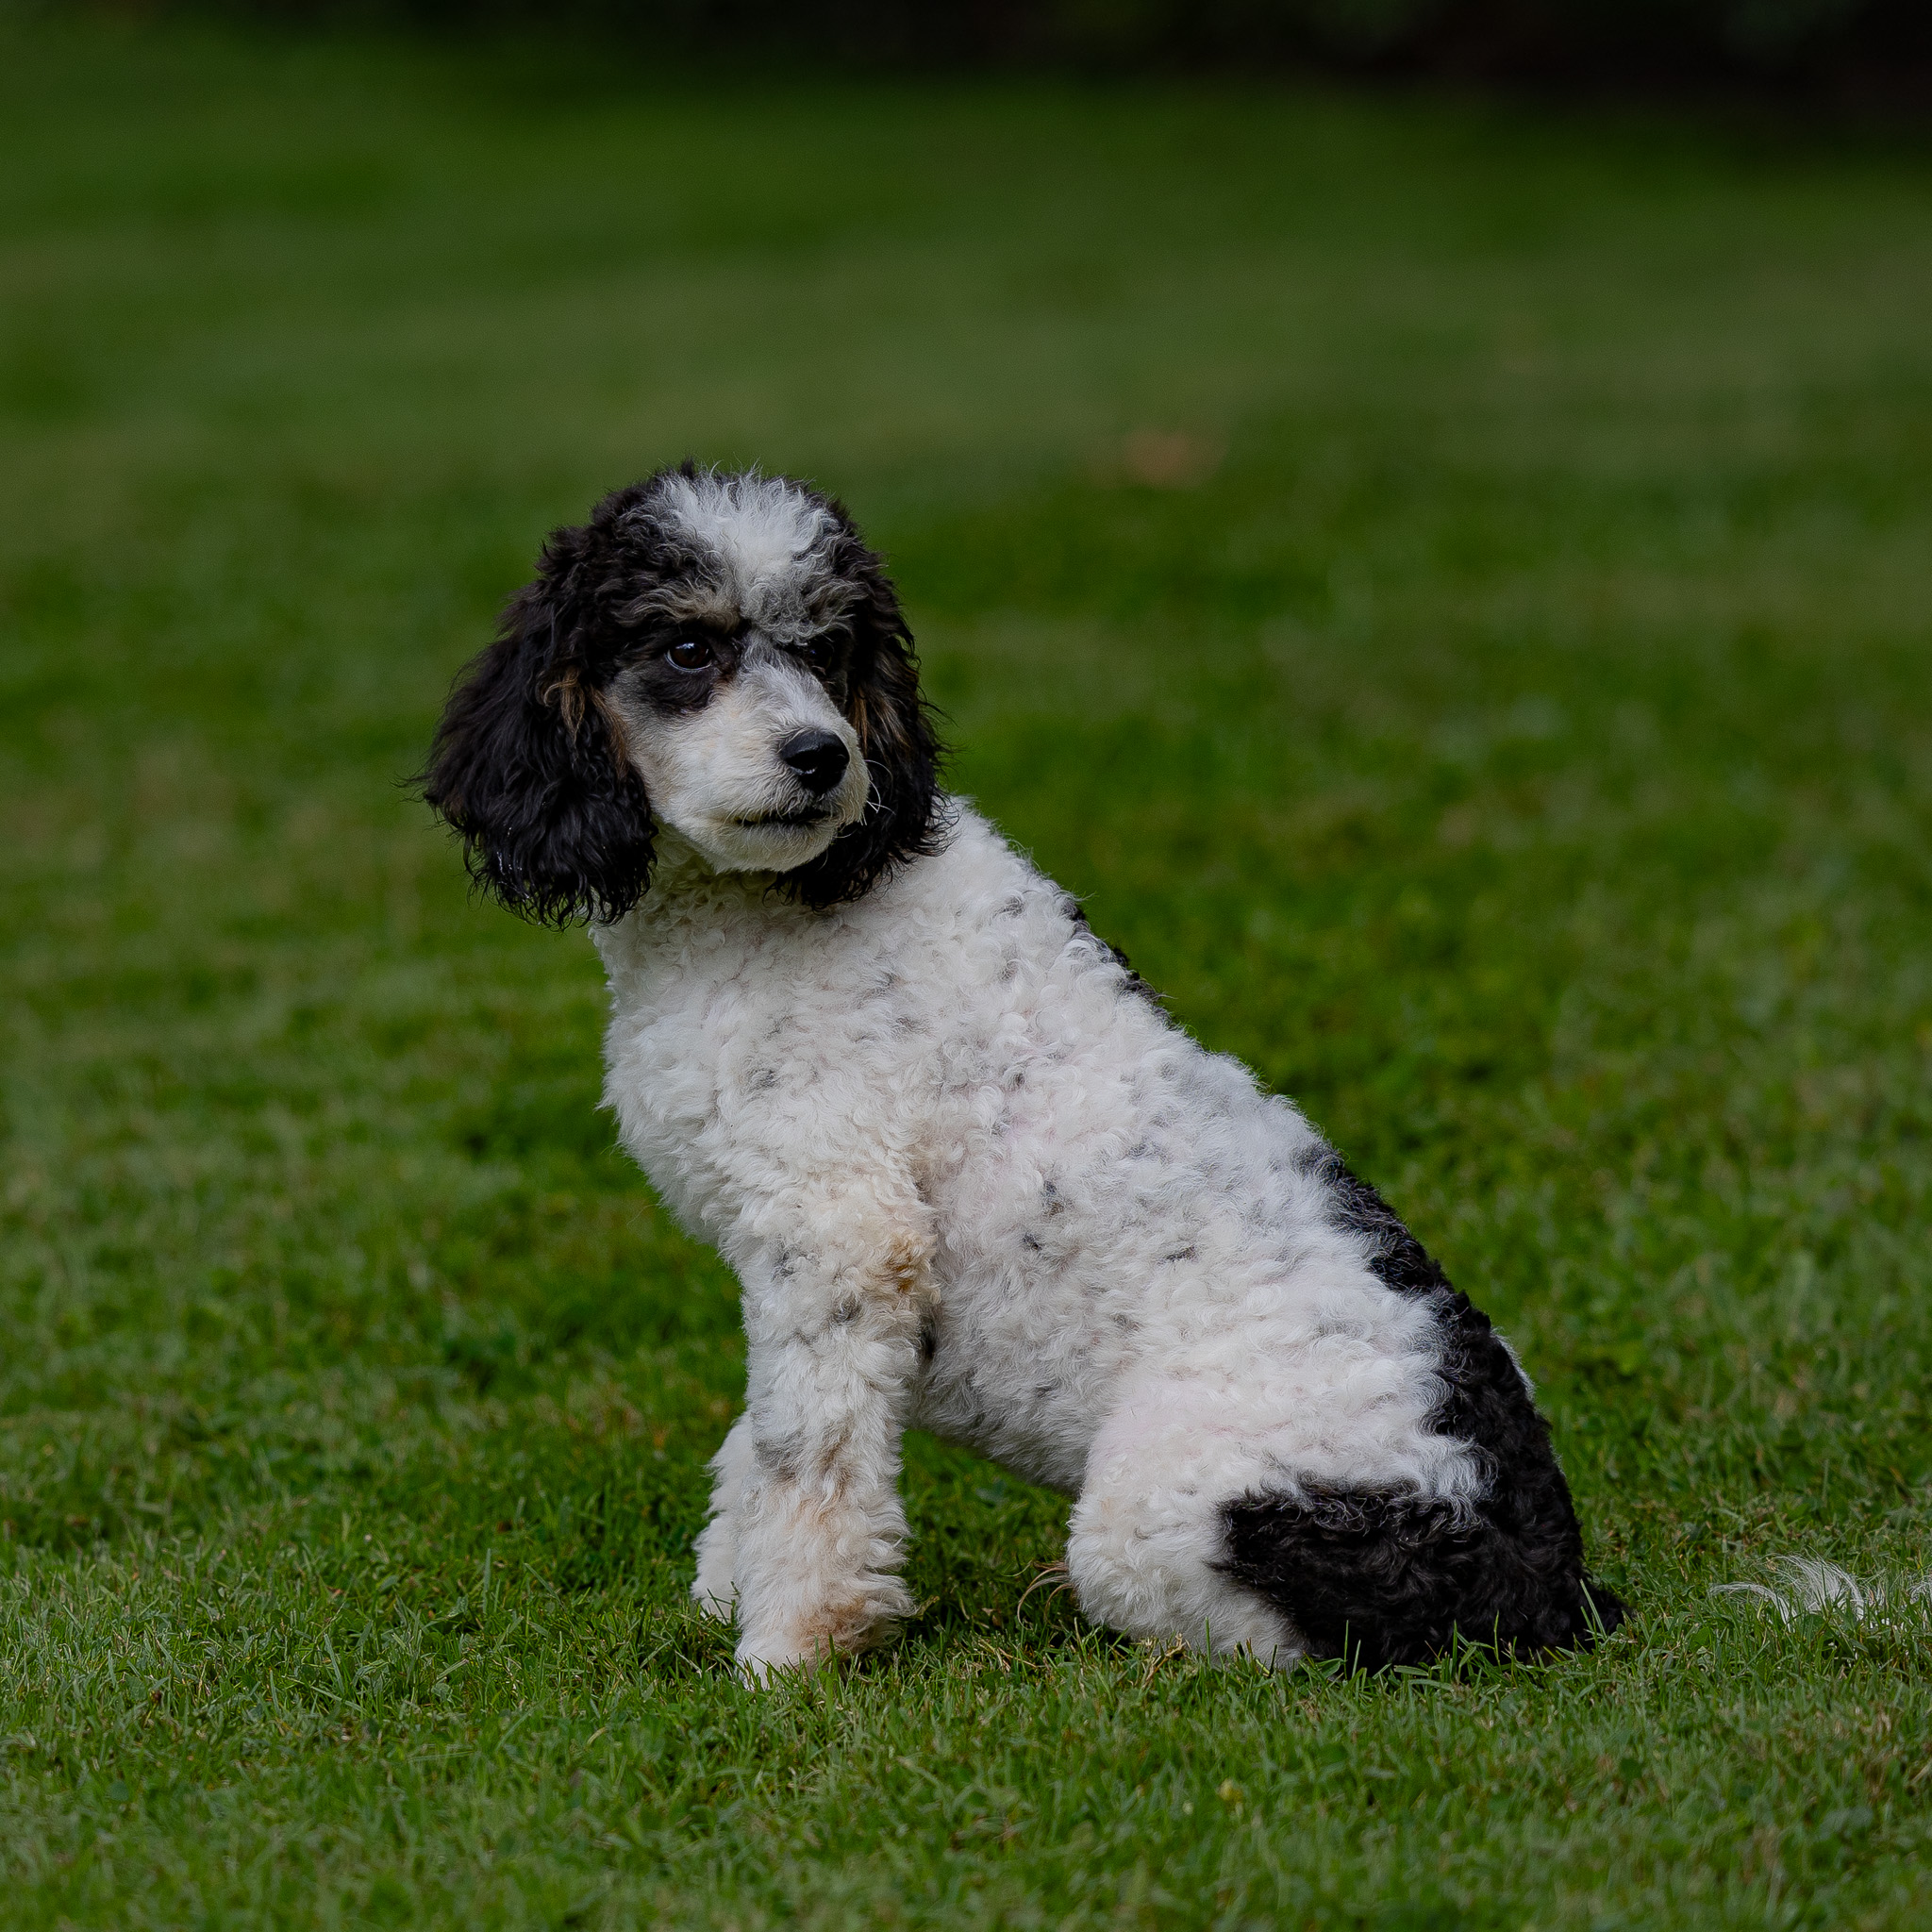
421;528;655;926
786;521;947;908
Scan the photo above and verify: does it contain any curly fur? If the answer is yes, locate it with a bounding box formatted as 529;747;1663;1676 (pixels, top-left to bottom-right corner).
425;464;1624;1678
423;462;943;922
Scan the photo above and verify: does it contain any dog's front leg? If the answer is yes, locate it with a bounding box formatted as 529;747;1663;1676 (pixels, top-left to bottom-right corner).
690;1412;757;1620
721;1194;934;1680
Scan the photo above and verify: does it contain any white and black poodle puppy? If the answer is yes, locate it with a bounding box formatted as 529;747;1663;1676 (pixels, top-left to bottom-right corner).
424;462;1624;1678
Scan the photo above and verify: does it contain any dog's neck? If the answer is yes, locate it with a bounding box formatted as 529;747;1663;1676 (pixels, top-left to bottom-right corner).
630;825;811;925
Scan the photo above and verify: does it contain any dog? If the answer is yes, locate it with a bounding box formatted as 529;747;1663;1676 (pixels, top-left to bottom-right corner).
424;462;1624;1678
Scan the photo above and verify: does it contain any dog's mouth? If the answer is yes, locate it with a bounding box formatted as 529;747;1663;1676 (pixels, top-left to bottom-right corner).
731;808;830;830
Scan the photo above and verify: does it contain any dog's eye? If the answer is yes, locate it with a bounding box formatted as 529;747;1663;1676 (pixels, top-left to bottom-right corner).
666;638;713;671
796;637;836;673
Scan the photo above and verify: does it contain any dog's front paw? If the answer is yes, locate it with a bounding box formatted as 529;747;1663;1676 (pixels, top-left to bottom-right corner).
733;1637;820;1685
734;1574;914;1683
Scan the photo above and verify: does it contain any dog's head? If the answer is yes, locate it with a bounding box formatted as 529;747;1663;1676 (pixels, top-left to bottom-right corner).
422;464;944;924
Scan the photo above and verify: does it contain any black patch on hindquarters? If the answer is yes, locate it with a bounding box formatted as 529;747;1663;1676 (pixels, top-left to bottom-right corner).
1221;1152;1625;1669
1224;1482;1623;1673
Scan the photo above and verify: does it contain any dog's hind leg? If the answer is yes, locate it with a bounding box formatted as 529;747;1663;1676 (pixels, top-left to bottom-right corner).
1218;1482;1620;1669
1067;1370;1617;1670
1065;1391;1304;1667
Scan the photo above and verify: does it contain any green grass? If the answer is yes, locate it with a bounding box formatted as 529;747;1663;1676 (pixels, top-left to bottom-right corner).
4;10;1932;1926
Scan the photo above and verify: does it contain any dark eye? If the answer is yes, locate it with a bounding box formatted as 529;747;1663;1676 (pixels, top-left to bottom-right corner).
666;638;713;671
796;637;836;673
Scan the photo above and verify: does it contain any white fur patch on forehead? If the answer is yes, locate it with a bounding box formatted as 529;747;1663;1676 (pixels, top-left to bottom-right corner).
640;470;855;643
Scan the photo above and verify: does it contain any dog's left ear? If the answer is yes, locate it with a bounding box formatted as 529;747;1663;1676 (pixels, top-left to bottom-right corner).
786;516;947;908
420;521;656;926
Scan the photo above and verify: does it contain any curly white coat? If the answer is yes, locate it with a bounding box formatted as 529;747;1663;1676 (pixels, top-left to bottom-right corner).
596;808;1479;1675
421;466;1604;1678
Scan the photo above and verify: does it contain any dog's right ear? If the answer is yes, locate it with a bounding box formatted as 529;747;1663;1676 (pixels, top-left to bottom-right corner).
421;526;655;926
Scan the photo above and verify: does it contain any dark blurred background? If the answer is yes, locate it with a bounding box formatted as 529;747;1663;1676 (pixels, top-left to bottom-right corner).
128;0;1932;95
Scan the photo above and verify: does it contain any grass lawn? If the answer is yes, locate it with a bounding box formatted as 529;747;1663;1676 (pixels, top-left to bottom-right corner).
4;11;1932;1926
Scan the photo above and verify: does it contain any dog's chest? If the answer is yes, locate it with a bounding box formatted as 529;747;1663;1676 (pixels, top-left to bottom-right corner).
591;891;940;1235
591;830;1369;1384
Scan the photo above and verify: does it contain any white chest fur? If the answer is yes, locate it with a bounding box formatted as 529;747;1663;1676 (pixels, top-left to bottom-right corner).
592;808;1460;1508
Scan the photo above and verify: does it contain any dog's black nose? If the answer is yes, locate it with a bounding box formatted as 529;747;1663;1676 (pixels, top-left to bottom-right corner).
779;729;850;796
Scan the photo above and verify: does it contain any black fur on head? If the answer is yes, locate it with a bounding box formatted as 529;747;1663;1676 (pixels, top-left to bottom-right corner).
777;484;949;910
421;463;946;924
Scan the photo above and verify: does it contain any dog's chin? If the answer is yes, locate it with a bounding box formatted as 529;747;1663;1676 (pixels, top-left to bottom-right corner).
686;808;847;875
